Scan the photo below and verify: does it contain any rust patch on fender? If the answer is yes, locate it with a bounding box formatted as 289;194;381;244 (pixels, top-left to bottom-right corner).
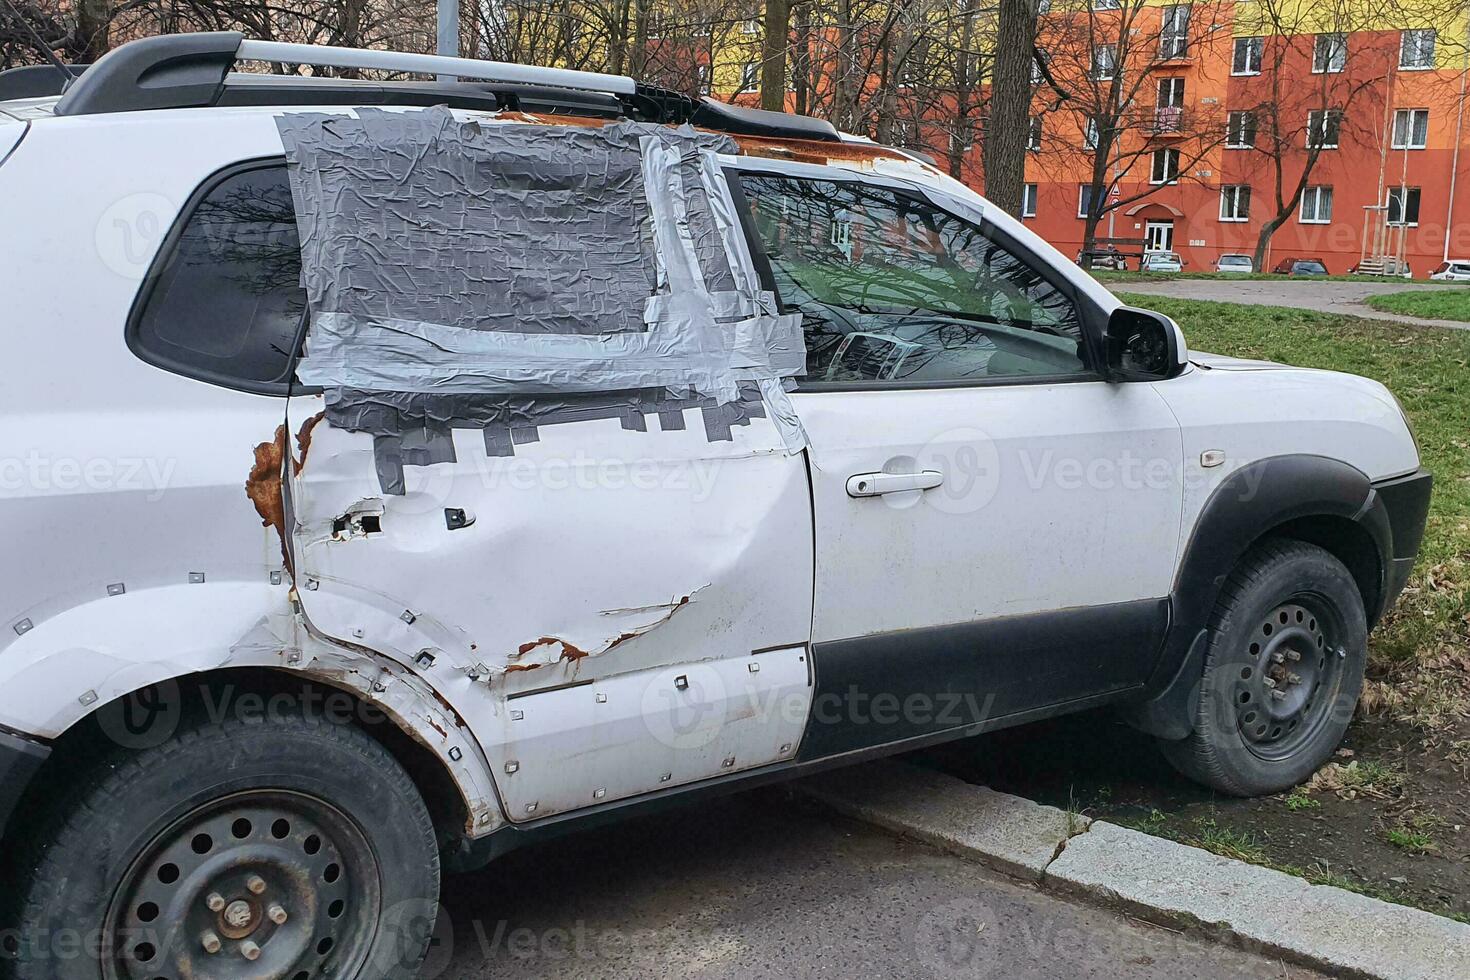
246;425;289;534
294;411;327;474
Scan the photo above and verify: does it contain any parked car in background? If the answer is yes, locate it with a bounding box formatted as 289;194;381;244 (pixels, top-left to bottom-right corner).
1141;250;1185;273
1215;253;1254;274
1272;257;1329;276
1429;260;1470;281
1077;246;1129;271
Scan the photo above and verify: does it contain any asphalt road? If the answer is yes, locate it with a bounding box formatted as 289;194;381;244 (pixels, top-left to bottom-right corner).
430;786;1320;980
1118;277;1470;330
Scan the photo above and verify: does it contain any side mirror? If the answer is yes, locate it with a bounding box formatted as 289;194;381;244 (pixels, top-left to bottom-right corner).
1105;306;1187;381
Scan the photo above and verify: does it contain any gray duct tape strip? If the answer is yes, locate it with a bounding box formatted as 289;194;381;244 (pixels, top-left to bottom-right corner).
276;107;807;492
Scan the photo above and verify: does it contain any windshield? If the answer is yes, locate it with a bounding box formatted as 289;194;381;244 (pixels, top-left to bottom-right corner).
1297;261;1327;274
1219;255;1250;267
738;173;1088;383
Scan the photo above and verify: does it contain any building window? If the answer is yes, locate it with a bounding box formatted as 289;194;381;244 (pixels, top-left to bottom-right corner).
1392;108;1430;149
1159;5;1190;59
1092;0;1121;9
1220;185;1252;221
1150;147;1180;184
1232;36;1263;75
1083;115;1100;149
1226;110;1257;148
741;61;760;90
1028;116;1043;151
1092;44;1117;80
696;64;711;96
1401;29;1436;69
1307;109;1341;149
1312;33;1347;73
741;17;760;34
1387;186;1421;225
1078;183;1103;218
1023;183;1038;218
1299;186;1334;223
1155;76;1184;131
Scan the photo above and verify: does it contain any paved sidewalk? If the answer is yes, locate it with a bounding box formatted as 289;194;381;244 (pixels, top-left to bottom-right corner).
434;788;1319;979
1118;278;1470;331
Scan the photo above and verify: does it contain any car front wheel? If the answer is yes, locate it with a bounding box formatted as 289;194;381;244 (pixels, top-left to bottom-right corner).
1160;539;1369;797
7;702;440;979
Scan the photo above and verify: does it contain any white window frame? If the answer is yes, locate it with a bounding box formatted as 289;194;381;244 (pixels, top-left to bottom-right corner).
741;17;760;35
1392;108;1430;149
1312;33;1347;74
1028;115;1043;151
741;61;761;90
1219;184;1251;222
1307;109;1341;149
1387;186;1421;226
1159;4;1190;60
1226;109;1255;148
1092;0;1121;9
1078;183;1101;218
1022;183;1038;218
1150;147;1180;184
1232;36;1263;75
1400;29;1436;70
1092;44;1118;80
1083;115;1100;150
1299;185;1333;224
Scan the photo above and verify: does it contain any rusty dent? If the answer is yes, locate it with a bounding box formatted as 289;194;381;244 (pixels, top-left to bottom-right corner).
494;588;705;677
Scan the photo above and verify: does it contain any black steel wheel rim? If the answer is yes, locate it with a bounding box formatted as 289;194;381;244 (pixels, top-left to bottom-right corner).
104;789;381;980
1232;595;1345;762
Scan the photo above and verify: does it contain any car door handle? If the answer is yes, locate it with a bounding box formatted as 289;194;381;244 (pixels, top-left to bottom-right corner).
846;470;945;497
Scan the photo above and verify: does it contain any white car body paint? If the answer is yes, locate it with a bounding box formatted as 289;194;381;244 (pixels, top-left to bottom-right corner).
0;100;1424;837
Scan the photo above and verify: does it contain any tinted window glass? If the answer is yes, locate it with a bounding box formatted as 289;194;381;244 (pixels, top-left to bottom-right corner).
133;164;305;391
738;174;1087;385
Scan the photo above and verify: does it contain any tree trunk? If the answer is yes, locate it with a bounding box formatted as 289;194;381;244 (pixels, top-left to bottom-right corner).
76;0;112;63
761;0;791;111
948;0;978;180
792;1;811;115
983;0;1035;215
1253;216;1285;271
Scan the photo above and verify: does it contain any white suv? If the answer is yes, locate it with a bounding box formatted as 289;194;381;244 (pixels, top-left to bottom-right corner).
0;33;1432;980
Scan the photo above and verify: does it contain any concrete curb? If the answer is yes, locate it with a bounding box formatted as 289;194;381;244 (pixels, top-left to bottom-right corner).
798;760;1470;980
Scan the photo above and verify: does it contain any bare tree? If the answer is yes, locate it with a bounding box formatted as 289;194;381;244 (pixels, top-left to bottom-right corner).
1236;0;1465;268
1032;0;1230;263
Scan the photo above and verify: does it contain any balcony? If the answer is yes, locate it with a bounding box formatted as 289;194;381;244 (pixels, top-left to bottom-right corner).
1149;105;1187;137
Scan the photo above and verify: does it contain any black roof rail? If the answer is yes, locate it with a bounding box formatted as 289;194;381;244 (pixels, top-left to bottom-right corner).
0;63;91;101
52;31;844;144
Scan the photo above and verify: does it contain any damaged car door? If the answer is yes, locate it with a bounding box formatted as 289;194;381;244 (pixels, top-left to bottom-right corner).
277;109;816;821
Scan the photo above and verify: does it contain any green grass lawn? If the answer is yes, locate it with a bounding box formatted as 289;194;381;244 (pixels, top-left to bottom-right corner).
1116;293;1470;719
1365;289;1470;323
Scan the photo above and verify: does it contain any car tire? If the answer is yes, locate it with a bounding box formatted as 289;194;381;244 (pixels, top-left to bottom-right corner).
1159;539;1368;797
6;703;440;979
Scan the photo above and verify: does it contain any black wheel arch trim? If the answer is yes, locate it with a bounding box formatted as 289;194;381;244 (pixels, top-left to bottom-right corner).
0;726;51;842
1120;454;1431;740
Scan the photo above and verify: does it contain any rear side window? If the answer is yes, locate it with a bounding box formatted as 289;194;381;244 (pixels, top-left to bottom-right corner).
129;162;306;394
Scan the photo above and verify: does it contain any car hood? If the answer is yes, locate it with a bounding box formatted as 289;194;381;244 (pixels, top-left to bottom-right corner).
1190;351;1293;371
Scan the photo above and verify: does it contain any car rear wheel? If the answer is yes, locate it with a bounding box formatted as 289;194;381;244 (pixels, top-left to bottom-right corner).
1159;539;1368;797
7;705;440;979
